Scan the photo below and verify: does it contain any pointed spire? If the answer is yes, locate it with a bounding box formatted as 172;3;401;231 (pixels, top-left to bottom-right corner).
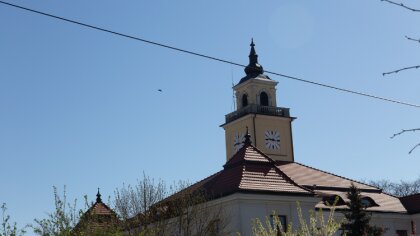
96;188;102;203
250;38;256;57
244;39;264;76
244;126;252;145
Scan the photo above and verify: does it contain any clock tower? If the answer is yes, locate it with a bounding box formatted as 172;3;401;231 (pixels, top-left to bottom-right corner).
221;40;295;162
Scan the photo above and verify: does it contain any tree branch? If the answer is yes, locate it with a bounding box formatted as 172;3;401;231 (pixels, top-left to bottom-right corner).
406;35;420;43
382;65;420;76
381;0;420;12
391;129;420;154
391;128;420;139
409;143;420;154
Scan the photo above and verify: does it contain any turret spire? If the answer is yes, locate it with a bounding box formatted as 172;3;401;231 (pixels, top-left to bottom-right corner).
96;188;102;203
244;39;264;76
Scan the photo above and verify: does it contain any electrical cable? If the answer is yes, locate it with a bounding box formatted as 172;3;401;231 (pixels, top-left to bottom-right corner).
1;0;419;108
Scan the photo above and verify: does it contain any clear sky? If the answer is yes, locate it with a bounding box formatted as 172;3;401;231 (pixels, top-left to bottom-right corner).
1;0;420;232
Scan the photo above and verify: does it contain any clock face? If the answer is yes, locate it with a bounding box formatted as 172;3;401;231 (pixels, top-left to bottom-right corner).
265;130;280;150
233;132;245;152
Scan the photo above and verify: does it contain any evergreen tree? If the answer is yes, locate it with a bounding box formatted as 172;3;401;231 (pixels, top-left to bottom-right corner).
343;183;384;236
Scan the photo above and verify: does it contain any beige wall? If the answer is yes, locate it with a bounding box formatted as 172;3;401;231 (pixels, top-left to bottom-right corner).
234;78;278;108
222;114;294;162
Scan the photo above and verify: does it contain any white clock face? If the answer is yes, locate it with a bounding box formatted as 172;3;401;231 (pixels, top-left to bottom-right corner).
233;132;245;152
265;130;280;150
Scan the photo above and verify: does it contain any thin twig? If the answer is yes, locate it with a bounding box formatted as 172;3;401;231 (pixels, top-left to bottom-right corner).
381;0;420;12
391;129;420;155
409;143;420;154
391;128;420;139
406;36;420;43
383;65;420;76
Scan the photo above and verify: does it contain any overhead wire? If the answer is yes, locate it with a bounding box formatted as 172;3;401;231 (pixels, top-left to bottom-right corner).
0;0;419;108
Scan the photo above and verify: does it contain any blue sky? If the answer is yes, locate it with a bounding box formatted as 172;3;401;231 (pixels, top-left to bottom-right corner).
1;0;420;231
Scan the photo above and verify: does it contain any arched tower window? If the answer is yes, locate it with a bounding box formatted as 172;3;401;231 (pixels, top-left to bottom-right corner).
260;92;269;106
242;94;248;108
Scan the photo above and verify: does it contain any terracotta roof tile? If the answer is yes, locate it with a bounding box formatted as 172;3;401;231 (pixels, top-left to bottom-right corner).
400;193;420;214
166;143;313;201
89;202;116;215
316;190;407;213
275;162;406;213
160;143;409;214
239;165;308;193
277;162;378;190
73;196;120;233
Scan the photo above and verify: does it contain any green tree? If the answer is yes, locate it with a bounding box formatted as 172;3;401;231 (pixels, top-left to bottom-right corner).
1;203;26;236
30;186;86;236
343;183;384;236
251;201;342;236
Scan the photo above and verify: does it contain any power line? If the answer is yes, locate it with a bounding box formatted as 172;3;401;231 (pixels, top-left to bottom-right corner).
1;0;419;109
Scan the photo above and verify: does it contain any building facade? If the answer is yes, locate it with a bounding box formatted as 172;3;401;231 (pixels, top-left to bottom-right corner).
173;41;419;236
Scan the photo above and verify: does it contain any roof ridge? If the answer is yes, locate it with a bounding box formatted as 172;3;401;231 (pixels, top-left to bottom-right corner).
399;192;420;199
158;170;223;204
293;162;380;190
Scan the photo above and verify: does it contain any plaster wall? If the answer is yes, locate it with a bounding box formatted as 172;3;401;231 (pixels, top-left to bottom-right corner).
223;114;294;162
216;193;415;236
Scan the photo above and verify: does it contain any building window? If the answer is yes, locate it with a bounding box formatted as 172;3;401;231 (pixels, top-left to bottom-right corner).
270;215;287;232
360;198;371;208
242;94;248;107
396;230;408;236
260;92;269;106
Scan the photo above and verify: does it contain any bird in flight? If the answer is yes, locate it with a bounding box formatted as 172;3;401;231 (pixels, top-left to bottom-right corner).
158;89;162;92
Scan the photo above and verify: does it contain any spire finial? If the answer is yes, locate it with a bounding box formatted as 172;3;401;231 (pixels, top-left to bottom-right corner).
96;188;102;203
244;39;264;76
244;126;252;145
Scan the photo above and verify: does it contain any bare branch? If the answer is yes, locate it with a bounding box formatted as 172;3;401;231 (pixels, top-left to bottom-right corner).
405;35;420;43
409;143;420;154
381;0;420;12
391;128;420;139
391;129;420;155
382;65;420;76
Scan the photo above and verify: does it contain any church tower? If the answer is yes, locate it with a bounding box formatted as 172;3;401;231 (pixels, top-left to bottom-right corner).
221;40;295;162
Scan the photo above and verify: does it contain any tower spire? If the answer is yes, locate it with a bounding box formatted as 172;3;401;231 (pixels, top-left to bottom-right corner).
96;188;102;203
244;39;264;76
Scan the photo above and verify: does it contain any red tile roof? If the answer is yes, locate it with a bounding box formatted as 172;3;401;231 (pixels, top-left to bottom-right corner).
162;142;409;214
315;190;407;213
277;162;378;191
73;193;120;233
168;144;313;200
400;193;420;214
86;201;116;216
276;162;408;213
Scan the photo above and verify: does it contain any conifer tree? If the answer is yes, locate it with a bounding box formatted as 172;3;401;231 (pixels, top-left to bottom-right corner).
343;183;384;236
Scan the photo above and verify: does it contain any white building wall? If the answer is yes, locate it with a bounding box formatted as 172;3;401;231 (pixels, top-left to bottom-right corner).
370;213;412;236
411;213;420;235
215;193;320;236
213;193;415;236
